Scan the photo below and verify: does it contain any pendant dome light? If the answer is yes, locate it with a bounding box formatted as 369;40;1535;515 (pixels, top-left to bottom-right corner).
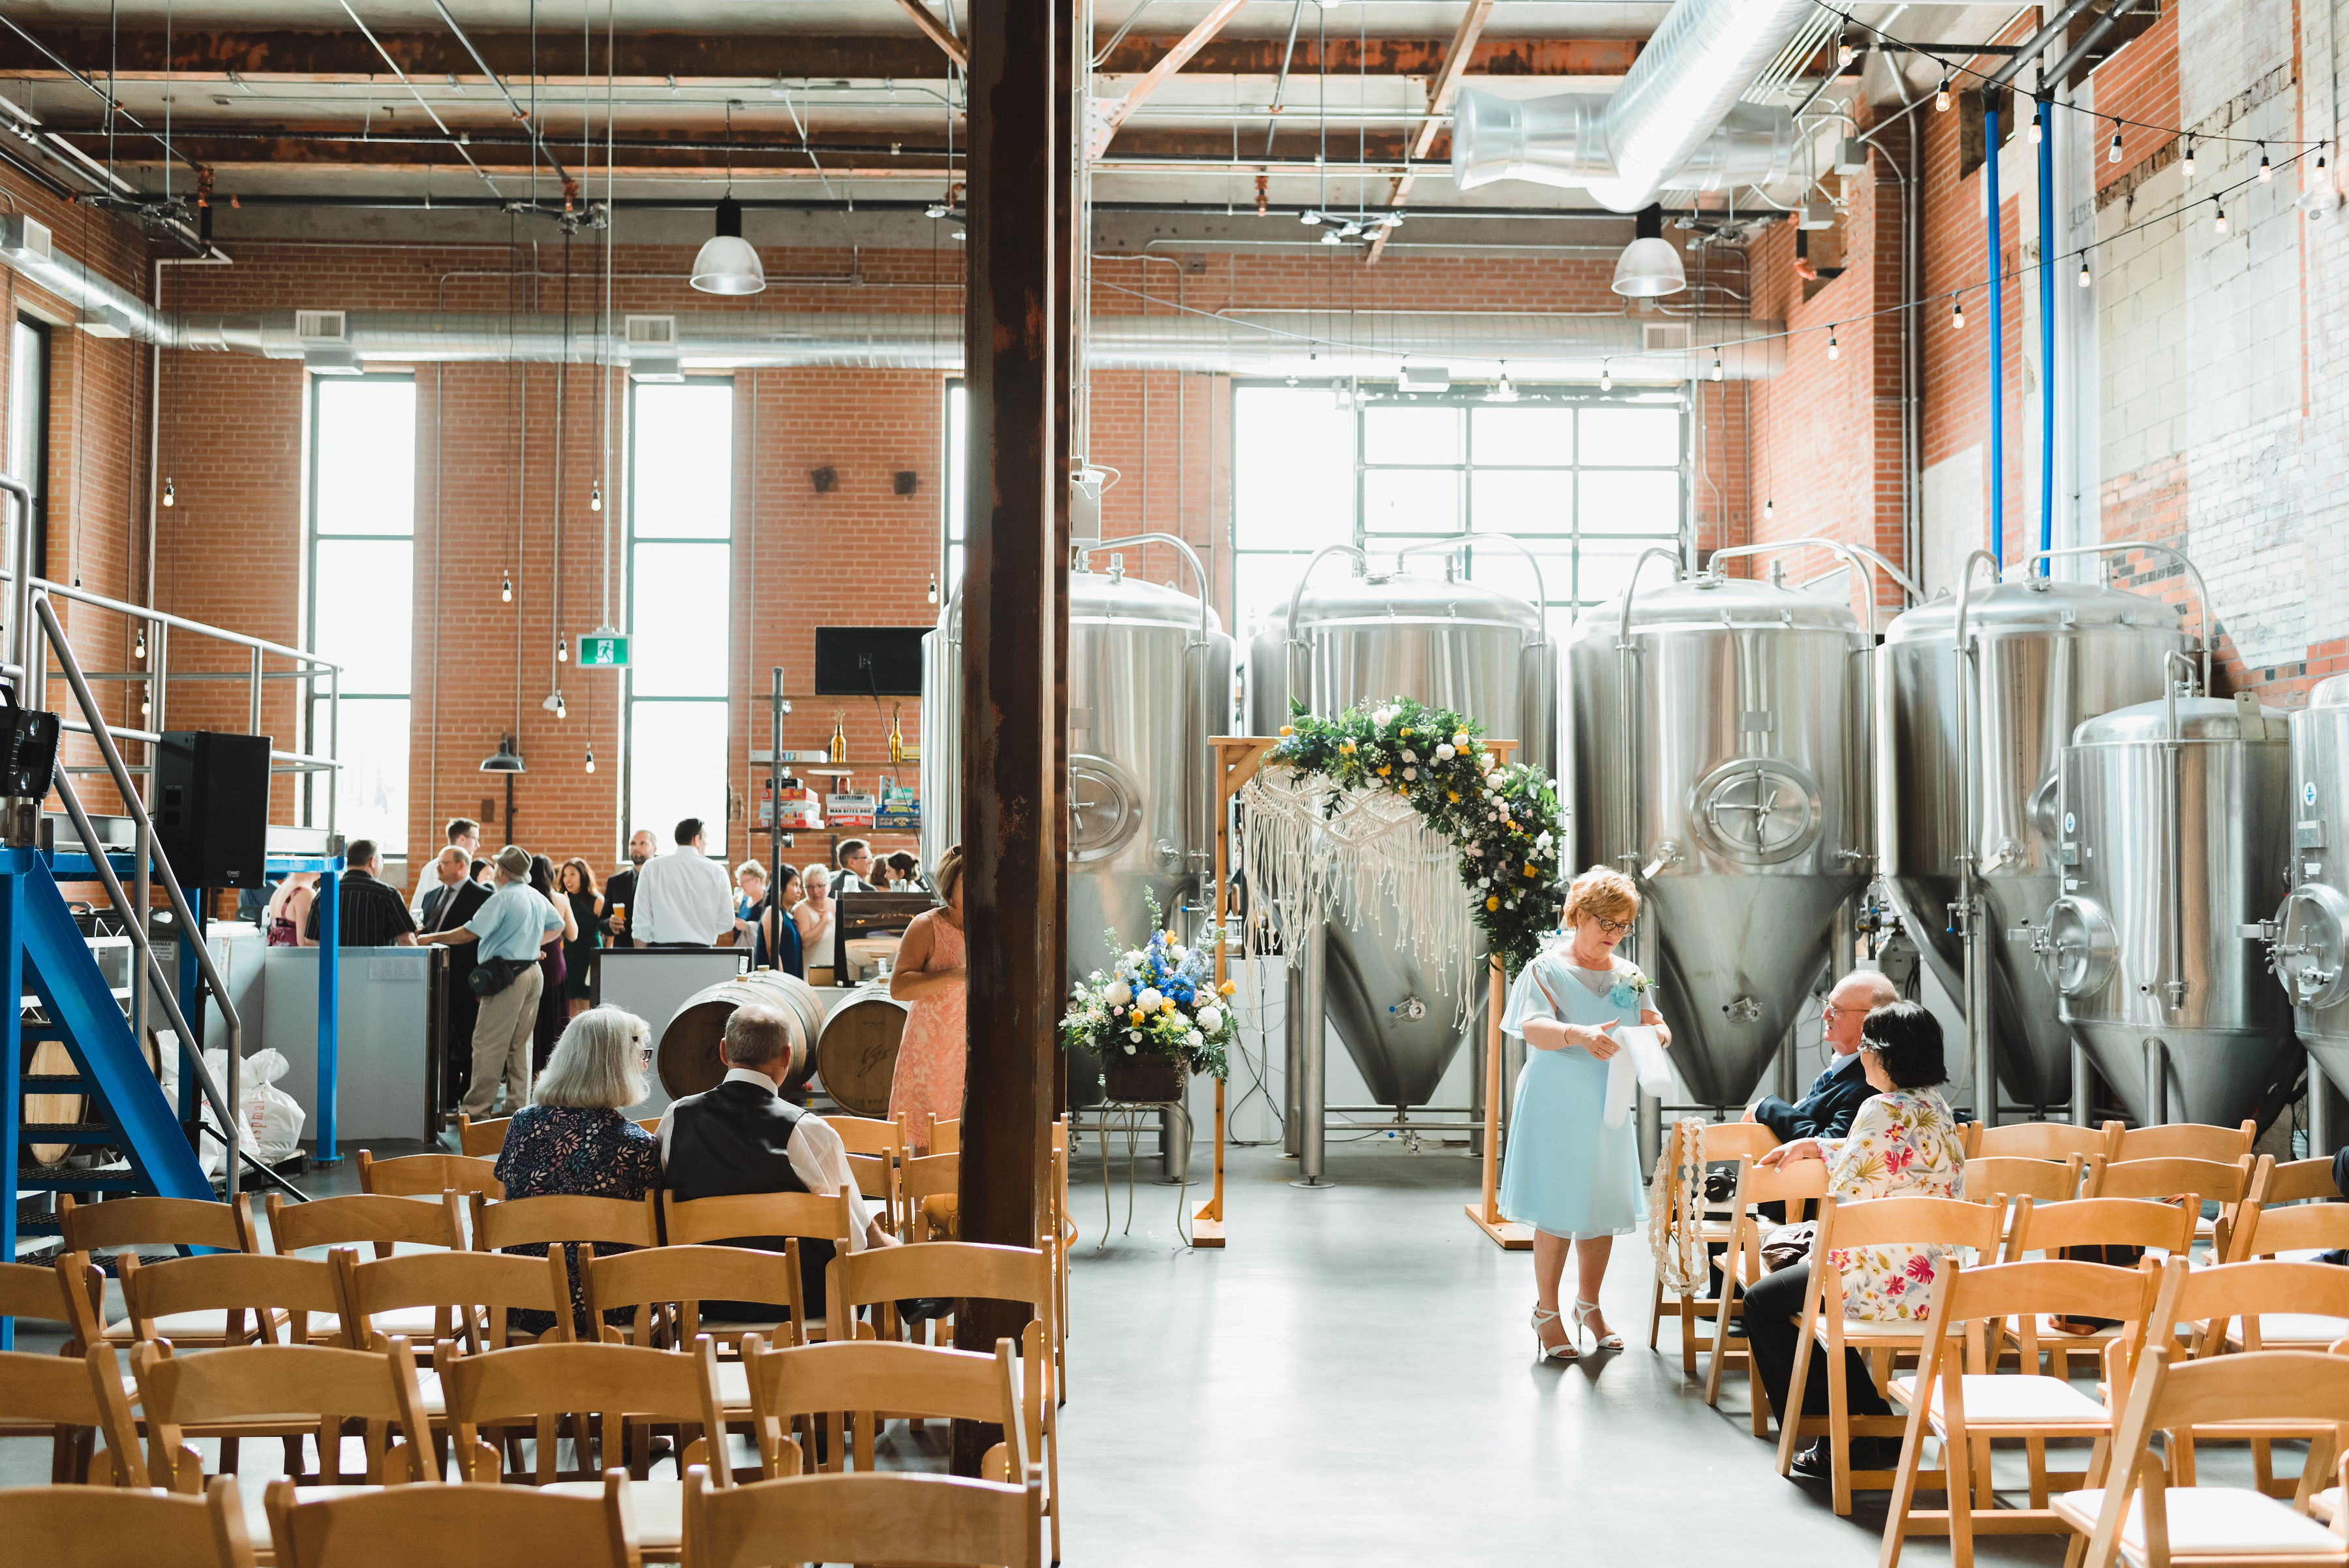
1610;203;1687;300
692;103;766;297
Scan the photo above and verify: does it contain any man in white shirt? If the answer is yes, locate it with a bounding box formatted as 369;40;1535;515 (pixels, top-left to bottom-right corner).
629;816;737;947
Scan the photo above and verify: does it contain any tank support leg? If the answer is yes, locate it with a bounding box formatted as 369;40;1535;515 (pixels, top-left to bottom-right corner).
2144;1036;2168;1125
2311;1054;2331;1160
1292;923;1331;1188
1637;1091;1663;1178
1964;893;1998;1130
1282;955;1304;1158
2071;1041;2093;1128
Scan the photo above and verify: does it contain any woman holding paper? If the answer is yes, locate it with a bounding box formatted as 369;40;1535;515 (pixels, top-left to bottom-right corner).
1501;865;1672;1361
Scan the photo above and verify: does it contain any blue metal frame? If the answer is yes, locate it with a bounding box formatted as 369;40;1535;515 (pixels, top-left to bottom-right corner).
1986;104;2006;565
2036;95;2057;574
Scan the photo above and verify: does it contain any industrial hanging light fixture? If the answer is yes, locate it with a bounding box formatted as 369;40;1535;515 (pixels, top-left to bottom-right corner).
480;735;526;774
1611;204;1687;299
540;691;567;720
692;102;767;296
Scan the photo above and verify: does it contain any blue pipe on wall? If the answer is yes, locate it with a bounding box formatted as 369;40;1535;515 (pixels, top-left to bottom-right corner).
2036;96;2056;575
1986;105;2004;566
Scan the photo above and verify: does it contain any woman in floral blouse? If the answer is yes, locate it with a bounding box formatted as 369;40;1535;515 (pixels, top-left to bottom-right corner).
1743;1000;1964;1482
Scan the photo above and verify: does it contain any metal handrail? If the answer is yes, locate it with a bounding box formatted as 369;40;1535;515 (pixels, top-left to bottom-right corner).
2023;540;2213;695
1392;533;1550;637
1282;544;1370;724
0;567;341;672
35;590;248;1193
1703;536;1923;639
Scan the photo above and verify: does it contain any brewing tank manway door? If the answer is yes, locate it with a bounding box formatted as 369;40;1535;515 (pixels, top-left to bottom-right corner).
2276;882;2349;1008
1068;754;1144;863
2040;894;2119;998
1691;759;1820;866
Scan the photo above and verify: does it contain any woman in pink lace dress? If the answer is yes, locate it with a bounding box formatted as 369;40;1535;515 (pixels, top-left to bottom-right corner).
887;847;967;1153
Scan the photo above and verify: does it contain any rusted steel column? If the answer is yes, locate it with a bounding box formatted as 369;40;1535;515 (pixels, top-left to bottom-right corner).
955;0;1059;1475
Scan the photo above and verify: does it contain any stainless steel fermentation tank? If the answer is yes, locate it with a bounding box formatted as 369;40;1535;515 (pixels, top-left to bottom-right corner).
922;536;1235;1129
1879;544;2200;1123
1569;542;1899;1163
2039;675;2297;1128
1244;538;1556;1185
2260;675;2349;1151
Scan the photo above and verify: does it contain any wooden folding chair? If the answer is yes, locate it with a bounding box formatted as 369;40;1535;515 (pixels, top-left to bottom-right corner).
682;1466;1041;1568
2147;1257;2349;1498
453;1114;514;1159
355;1150;503;1204
264;1469;639;1568
0;1255;104;1356
1704;1154;1829;1434
136;1338;435;1506
925;1115;962;1156
827;1115;906;1160
1649;1120;1779;1372
2002;1195;2197;1355
2250;1157;2345;1208
826;1116;906;1240
1050;1118;1075;1402
1964;1120;2121;1163
1;1474;257;1568
1966;1156;2087;1217
118;1252;345;1347
473;1192;662;1342
2110;1120;2258;1165
2085;1154;2260;1255
0;1341;146;1484
268;1195;469;1346
739;1334;1024;1479
1775;1194;2006;1518
333;1248;572;1356
441;1339;729;1561
2218;1206;2349;1351
2051;1347;2349;1568
66;1195;268;1348
1878;1256;2158;1565
657;1190;850;1347
829;1240;1061;1561
902;1152;960;1240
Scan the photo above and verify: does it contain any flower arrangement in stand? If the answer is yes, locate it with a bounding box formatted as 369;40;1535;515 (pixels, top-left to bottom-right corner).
1059;893;1236;1101
1266;696;1567;977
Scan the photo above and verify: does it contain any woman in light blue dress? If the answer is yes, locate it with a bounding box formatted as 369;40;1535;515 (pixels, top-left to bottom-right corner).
1500;865;1672;1361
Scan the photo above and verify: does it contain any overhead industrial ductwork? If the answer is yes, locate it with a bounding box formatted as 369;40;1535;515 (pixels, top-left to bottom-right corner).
1450;0;1814;211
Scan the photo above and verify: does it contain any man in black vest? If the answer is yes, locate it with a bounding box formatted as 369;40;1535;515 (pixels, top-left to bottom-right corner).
424;848;495;1120
656;1003;897;1317
1743;970;1902;1143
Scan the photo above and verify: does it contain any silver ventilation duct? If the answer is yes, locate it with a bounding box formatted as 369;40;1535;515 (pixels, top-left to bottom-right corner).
1451;0;1814;211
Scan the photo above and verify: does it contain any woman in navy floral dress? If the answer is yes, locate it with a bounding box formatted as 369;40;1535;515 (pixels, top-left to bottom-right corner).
492;1006;660;1337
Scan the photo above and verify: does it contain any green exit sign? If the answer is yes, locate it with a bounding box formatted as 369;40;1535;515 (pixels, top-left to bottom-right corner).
577;634;630;668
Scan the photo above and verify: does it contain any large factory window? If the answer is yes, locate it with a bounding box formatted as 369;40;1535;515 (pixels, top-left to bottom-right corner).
626;378;734;858
1231;385;1684;640
7;315;49;581
943;380;966;591
306;373;416;853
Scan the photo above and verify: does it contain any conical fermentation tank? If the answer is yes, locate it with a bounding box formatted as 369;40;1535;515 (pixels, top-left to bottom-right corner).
1877;553;2196;1116
1244;541;1556;1161
923;545;1235;1110
2040;688;2297;1127
1565;560;1873;1112
2261;676;2349;1096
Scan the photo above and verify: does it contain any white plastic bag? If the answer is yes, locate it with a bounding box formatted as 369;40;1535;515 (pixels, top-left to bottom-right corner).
1603;1025;1674;1128
197;1048;306;1171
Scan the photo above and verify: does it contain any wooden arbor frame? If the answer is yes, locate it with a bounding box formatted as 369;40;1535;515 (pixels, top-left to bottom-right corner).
1205;735;1528;1252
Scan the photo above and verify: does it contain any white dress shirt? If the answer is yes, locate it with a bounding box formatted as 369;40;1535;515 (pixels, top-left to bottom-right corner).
630;846;737;945
654;1068;875;1250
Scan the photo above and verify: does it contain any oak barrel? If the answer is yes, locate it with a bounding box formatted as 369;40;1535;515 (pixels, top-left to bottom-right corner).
657;970;825;1100
816;983;910;1118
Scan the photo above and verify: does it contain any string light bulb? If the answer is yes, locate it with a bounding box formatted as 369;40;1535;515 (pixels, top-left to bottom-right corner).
555;693;566;720
589;480;602;513
1764;497;1775;521
161;477;175;508
1710;354;1724;382
927;574;939;606
1952;296;1966;329
2184;138;2196;179
1935;76;1951;113
1599;361;1612;392
2214;200;2228;235
2259;143;2273;181
134;628;146;662
2078;253;2093;288
1826;328;1840;361
2029;104;2043;144
557;638;568;663
501;574;513;604
2109;119;2125;164
585;745;596;775
1835;15;1855;68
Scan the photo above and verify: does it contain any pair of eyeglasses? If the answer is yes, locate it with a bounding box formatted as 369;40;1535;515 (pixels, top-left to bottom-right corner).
1589;916;1632;937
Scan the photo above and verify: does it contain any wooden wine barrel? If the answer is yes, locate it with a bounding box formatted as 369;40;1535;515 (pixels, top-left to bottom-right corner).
25;1038;82;1165
657;970;825;1101
816;983;909;1119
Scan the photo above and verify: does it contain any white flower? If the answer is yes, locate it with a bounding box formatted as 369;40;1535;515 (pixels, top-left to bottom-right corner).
1402;767;1417;781
1124;1039;1139;1052
1172;945;1190;962
1137;987;1165;1012
1452;730;1470;748
1197;1004;1224;1032
1125;949;1145;967
1466;841;1480;853
1435;743;1454;761
1106;980;1132;1007
1186;1030;1205;1050
1402;750;1419;764
1372;705;1398;726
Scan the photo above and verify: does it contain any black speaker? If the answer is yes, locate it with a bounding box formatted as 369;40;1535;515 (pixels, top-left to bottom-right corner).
154;730;273;888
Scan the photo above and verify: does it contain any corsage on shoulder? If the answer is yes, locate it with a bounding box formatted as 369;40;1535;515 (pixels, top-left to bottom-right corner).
1608;967;1655;1010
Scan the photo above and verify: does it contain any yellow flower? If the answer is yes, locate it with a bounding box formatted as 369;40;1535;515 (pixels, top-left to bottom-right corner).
1447;790;1460;803
1377;765;1391;776
1486;895;1500;911
1522;865;1539;878
1279;724;1295;736
1220;979;1236;995
1129;1009;1144;1025
1400;727;1412;737
1339;741;1355;754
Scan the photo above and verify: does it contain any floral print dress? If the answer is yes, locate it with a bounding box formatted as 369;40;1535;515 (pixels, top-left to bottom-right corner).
1816;1087;1966;1321
492;1105;662;1337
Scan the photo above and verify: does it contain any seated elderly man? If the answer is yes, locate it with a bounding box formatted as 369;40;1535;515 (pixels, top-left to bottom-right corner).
1743;968;1902;1143
656;1003;898;1319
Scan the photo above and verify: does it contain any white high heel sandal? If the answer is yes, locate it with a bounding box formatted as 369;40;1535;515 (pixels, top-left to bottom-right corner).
1572;1299;1625;1351
1531;1305;1580;1361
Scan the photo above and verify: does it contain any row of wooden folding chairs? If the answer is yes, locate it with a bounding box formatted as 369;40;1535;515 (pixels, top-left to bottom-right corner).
0;1464;1045;1568
1962;1116;2259;1166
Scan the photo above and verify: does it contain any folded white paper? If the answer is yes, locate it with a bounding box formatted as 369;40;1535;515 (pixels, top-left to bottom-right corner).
1603;1025;1672;1128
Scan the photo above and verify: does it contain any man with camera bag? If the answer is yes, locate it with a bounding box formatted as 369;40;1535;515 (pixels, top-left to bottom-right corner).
422;843;565;1118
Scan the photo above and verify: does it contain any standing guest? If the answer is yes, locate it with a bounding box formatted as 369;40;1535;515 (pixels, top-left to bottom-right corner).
423;850;495;1113
866;857;895;892
557;859;604;1019
733;860;769;940
529;855;577;1071
603;829;656;949
797;865;836;973
834;839;876;895
1745;970;1900;1142
1501;866;1672;1362
885;850;921;891
414;846;473;930
658;1003;898;1319
422;844;566;1119
1744;1002;1966;1481
887;847;967;1153
753;865;805;977
413;818;483;919
631;818;736;947
303;840;419;948
265;872;319;948
492;1006;662;1338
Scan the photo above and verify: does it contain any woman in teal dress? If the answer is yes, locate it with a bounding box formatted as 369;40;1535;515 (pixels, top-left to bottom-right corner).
1500;865;1672;1361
